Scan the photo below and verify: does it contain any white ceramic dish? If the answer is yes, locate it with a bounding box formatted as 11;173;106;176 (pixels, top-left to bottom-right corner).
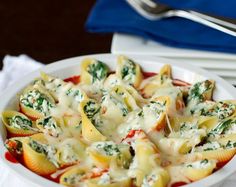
0;54;236;187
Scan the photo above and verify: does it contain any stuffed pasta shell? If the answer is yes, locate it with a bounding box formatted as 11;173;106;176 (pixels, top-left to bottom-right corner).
2;110;38;136
81;58;109;84
116;55;143;88
19;85;55;120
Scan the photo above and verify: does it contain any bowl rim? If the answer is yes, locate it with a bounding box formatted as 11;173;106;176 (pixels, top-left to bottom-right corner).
0;53;236;187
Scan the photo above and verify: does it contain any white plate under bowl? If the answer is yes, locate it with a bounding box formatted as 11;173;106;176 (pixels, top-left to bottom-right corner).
111;33;236;60
111;33;236;85
0;54;236;187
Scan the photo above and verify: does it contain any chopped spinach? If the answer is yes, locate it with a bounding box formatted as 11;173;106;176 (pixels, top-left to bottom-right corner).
160;74;168;84
147;100;166;114
209;119;233;135
204;147;214;151
29;139;46;154
187;80;212;103
87;61;108;83
66;88;83;102
28;139;58;167
38;116;51;126
63;173;85;185
38;116;62;137
200;159;208;164
8;116;32;130
96;142;120;156
213;102;235;120
83;101;100;119
225;140;236;149
180;123;187;131
186;164;193;168
121;59;136;84
112;97;128;116
138;110;144;117
104;144;120;156
20;90;54;115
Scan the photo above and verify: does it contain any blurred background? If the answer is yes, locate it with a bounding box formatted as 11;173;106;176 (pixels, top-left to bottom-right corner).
0;0;111;68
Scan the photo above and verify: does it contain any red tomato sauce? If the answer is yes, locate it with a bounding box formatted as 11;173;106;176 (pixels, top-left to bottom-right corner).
143;71;157;79
217;160;228;169
64;75;80;84
171;182;188;187
5;151;19;163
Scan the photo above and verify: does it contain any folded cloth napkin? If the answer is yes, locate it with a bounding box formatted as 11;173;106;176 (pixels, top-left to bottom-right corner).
86;0;236;53
0;55;43;94
0;55;43;187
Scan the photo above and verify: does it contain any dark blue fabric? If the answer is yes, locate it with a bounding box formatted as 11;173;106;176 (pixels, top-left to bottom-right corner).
85;0;236;53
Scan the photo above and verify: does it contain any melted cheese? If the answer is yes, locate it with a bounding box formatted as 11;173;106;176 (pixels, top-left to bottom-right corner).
5;61;236;187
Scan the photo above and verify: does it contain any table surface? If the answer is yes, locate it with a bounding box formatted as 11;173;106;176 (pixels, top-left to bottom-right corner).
0;0;112;68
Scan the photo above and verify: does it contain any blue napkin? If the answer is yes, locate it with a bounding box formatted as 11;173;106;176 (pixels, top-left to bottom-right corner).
86;0;236;53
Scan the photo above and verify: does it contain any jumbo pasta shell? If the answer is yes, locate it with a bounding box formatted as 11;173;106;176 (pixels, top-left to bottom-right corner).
63;115;82;138
20;103;44;120
213;100;236;118
142;168;170;187
155;113;166;132
227;100;236;116
141;65;172;98
176;97;185;111
182;149;236;164
193;80;215;102
88;149;114;169
144;112;166;132
125;84;148;107
200;148;236;163
60;166;88;186
134;138;161;185
117;55;143;88
2;110;38;136
19;85;55;120
23;85;55;104
159;64;171;78
36;116;65;137
183;161;216;181
79;100;106;143
56;139;86;167
198;116;218;130
205;80;215;101
170;116;193;131
30;133;48;143
158;138;192;155
22;138;57;175
218;134;236;146
153;96;171;111
80;58;108;84
80;58;96;84
142;83;159;98
111;85;139;111
39;72;61;101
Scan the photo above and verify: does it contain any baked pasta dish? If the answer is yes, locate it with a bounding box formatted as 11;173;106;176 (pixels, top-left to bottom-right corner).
2;55;236;187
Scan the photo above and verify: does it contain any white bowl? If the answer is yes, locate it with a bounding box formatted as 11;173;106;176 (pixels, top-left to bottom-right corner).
0;54;236;187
